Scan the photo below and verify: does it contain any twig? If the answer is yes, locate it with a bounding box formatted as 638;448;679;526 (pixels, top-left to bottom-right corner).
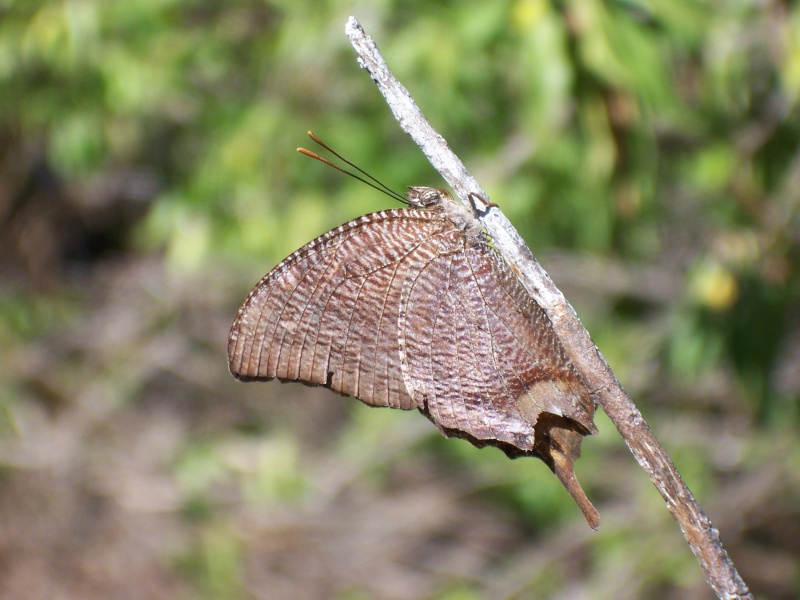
345;16;753;600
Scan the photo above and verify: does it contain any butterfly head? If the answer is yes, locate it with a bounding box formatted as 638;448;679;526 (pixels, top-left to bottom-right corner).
406;186;452;209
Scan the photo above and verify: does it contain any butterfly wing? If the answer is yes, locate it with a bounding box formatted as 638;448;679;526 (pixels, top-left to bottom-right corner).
398;234;596;454
230;194;599;526
228;209;452;410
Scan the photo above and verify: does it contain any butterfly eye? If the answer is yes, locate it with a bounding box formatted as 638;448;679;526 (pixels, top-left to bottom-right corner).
406;186;445;208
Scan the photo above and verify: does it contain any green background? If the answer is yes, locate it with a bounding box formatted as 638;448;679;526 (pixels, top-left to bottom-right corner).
1;1;798;598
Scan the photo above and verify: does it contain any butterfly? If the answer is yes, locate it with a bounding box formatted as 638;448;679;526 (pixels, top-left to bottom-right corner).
228;133;599;528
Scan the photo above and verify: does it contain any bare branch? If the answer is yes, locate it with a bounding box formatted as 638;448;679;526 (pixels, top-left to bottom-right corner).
345;16;753;600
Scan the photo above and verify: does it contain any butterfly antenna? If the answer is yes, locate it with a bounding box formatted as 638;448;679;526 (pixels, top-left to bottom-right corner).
298;131;407;204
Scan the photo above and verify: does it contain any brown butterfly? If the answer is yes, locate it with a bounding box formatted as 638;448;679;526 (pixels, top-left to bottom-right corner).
228;133;599;528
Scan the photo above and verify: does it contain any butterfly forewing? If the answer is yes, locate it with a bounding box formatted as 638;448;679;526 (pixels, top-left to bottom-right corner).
229;209;454;410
